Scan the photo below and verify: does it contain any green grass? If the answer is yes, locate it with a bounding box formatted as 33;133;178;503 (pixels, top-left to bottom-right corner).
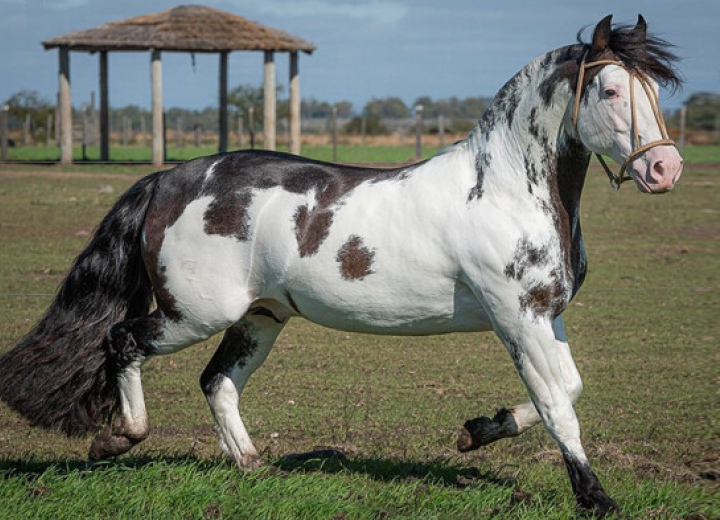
0;153;718;518
1;143;438;164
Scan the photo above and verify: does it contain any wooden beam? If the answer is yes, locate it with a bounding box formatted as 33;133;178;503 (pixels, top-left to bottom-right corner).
1;105;8;161
219;51;228;153
99;51;109;161
289;52;301;155
151;49;163;166
263;51;276;151
59;47;72;165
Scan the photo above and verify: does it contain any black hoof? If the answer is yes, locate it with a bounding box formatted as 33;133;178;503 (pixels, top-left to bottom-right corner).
577;490;620;518
457;408;516;452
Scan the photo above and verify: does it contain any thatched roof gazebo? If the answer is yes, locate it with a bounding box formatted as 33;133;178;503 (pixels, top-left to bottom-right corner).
43;5;316;165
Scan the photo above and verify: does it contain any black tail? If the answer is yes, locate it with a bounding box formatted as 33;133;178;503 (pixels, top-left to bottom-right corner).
0;172;162;436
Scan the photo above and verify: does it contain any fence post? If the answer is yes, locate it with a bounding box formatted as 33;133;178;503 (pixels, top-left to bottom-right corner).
248;106;255;149
438;114;445;148
678;106;687;151
361;116;366;146
237;114;243;149
46;114;53;147
415;104;423;160
331;105;338;162
176;117;182;148
1;105;8;161
24;114;31;146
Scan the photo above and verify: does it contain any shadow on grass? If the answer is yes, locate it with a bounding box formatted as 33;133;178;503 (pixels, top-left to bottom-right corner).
0;450;517;492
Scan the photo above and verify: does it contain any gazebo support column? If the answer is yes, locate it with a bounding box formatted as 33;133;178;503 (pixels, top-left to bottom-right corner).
99;51;110;161
151;49;164;166
263;51;276;151
219;51;228;153
289;51;301;155
59;47;72;165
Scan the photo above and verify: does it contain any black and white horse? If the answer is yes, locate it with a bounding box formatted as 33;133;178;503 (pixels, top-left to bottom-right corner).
0;15;682;516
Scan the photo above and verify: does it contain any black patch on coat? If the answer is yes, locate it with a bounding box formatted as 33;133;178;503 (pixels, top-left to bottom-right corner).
563;452;620;515
200;322;258;396
504;237;550;281
468;151;491;201
203;190;253;241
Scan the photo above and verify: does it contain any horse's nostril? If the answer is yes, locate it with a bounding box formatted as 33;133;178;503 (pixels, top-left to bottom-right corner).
653;160;665;177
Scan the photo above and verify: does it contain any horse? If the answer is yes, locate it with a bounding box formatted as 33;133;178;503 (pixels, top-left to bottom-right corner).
0;14;682;517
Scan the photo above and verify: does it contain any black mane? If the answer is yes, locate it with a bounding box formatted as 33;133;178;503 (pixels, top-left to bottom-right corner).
578;22;683;93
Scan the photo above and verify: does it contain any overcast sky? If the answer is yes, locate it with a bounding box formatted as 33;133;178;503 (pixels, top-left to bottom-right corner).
1;0;717;113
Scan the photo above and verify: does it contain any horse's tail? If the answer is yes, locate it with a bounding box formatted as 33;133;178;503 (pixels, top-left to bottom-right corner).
0;171;163;437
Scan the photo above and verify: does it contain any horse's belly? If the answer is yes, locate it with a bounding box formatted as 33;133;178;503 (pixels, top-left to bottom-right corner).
281;275;493;335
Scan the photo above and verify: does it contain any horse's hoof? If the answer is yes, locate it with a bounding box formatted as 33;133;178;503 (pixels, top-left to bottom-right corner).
237;454;266;472
88;428;134;460
457;408;518;452
577;490;620;518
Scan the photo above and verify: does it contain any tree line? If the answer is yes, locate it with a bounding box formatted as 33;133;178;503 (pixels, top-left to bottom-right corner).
3;86;720;138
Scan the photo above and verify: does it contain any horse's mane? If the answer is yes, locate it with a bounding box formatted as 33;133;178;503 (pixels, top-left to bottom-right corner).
577;22;683;93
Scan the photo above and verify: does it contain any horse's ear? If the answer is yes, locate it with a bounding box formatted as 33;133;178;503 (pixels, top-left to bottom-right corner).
591;15;613;52
634;14;647;43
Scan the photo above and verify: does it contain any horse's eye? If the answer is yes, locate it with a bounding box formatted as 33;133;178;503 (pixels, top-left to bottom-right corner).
604;88;618;98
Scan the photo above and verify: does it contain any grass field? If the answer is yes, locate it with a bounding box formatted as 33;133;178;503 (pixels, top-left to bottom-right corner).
0;148;718;518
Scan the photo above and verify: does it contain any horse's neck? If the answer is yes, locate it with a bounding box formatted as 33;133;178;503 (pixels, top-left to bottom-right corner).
466;47;590;208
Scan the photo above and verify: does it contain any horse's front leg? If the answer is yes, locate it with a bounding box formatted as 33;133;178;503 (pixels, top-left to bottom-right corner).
458;316;583;448
484;316;618;516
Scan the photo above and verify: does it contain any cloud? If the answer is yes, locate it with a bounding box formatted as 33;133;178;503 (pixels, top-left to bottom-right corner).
229;0;409;25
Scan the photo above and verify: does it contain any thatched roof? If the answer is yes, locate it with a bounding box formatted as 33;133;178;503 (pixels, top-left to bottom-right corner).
42;4;316;54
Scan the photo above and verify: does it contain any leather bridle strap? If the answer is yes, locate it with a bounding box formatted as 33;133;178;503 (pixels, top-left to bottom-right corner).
572;57;675;190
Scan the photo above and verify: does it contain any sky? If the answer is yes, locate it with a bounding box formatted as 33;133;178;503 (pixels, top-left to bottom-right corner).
0;0;718;113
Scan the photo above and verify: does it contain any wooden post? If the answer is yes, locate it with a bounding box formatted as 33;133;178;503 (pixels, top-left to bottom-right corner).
219;51;228;153
151;49;164;166
237;114;243;148
194;124;201;148
438;114;445;148
289;51;301;155
361;116;366;146
248;106;255;149
140;116;147;147
99;51;109;161
24;114;31;146
415;104;423;160
59;47;72;164
46;114;52;147
122;116;129;146
82;107;88;160
263;51;276;151
679;106;687;151
1;105;8;161
331;105;338;162
176;117;183;148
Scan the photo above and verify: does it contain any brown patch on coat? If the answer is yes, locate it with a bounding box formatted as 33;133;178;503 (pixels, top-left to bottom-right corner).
203;190;252;241
294;204;334;258
336;235;375;281
519;271;567;319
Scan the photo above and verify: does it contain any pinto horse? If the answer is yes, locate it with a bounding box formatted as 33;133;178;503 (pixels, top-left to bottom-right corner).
0;15;682;516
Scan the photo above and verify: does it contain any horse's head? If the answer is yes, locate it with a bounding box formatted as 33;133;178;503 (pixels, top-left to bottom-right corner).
572;15;683;193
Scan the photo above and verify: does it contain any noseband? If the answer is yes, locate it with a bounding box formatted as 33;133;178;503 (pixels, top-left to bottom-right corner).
572;57;675;189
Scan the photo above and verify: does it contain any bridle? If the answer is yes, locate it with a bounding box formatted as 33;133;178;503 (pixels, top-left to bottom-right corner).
572;56;675;190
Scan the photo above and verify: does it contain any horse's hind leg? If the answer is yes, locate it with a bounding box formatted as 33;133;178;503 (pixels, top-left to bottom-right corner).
200;311;285;469
89;308;239;460
458;316;583;451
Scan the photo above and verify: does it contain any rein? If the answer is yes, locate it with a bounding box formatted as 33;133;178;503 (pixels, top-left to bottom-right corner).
572;57;675;190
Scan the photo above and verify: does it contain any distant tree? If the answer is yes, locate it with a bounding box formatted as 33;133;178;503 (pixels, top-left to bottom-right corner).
683;92;720;131
344;114;389;135
363;97;410;118
302;98;354;119
3;90;54;131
